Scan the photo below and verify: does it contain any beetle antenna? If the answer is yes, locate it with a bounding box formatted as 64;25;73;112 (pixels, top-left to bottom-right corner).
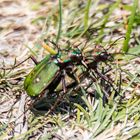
81;39;90;53
106;36;126;50
113;52;140;58
0;56;37;70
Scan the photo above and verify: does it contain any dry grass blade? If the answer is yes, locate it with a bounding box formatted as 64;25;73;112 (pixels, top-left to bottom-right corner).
0;0;140;139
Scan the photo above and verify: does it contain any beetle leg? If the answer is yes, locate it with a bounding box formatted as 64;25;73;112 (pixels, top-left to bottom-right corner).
46;71;67;115
0;55;38;70
117;70;122;94
66;69;80;85
30;55;38;65
92;69;121;97
62;70;67;93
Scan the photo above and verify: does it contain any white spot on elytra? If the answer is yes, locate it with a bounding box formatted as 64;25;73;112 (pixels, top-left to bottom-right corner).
36;78;40;82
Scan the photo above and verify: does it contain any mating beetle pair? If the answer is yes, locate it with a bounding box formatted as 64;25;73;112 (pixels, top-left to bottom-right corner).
24;37;139;111
24;41;114;100
24;42;83;98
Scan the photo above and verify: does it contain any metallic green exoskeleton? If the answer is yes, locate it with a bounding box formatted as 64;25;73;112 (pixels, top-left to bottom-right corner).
24;55;60;97
24;47;84;98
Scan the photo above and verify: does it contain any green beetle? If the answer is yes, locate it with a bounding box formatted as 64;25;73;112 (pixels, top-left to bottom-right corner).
24;54;61;97
24;41;84;97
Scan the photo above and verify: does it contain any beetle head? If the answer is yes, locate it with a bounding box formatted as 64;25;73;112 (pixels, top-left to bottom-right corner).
69;50;83;64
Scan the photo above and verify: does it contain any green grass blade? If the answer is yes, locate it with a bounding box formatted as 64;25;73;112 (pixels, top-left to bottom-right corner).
78;0;92;37
84;0;91;31
93;104;116;137
123;0;138;52
56;0;62;44
97;0;121;43
74;103;90;124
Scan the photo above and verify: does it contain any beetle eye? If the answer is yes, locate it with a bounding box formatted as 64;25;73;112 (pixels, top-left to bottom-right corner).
100;52;109;59
100;52;105;56
102;52;108;56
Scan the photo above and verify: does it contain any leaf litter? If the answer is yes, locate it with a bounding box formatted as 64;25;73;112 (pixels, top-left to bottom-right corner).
0;0;140;139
